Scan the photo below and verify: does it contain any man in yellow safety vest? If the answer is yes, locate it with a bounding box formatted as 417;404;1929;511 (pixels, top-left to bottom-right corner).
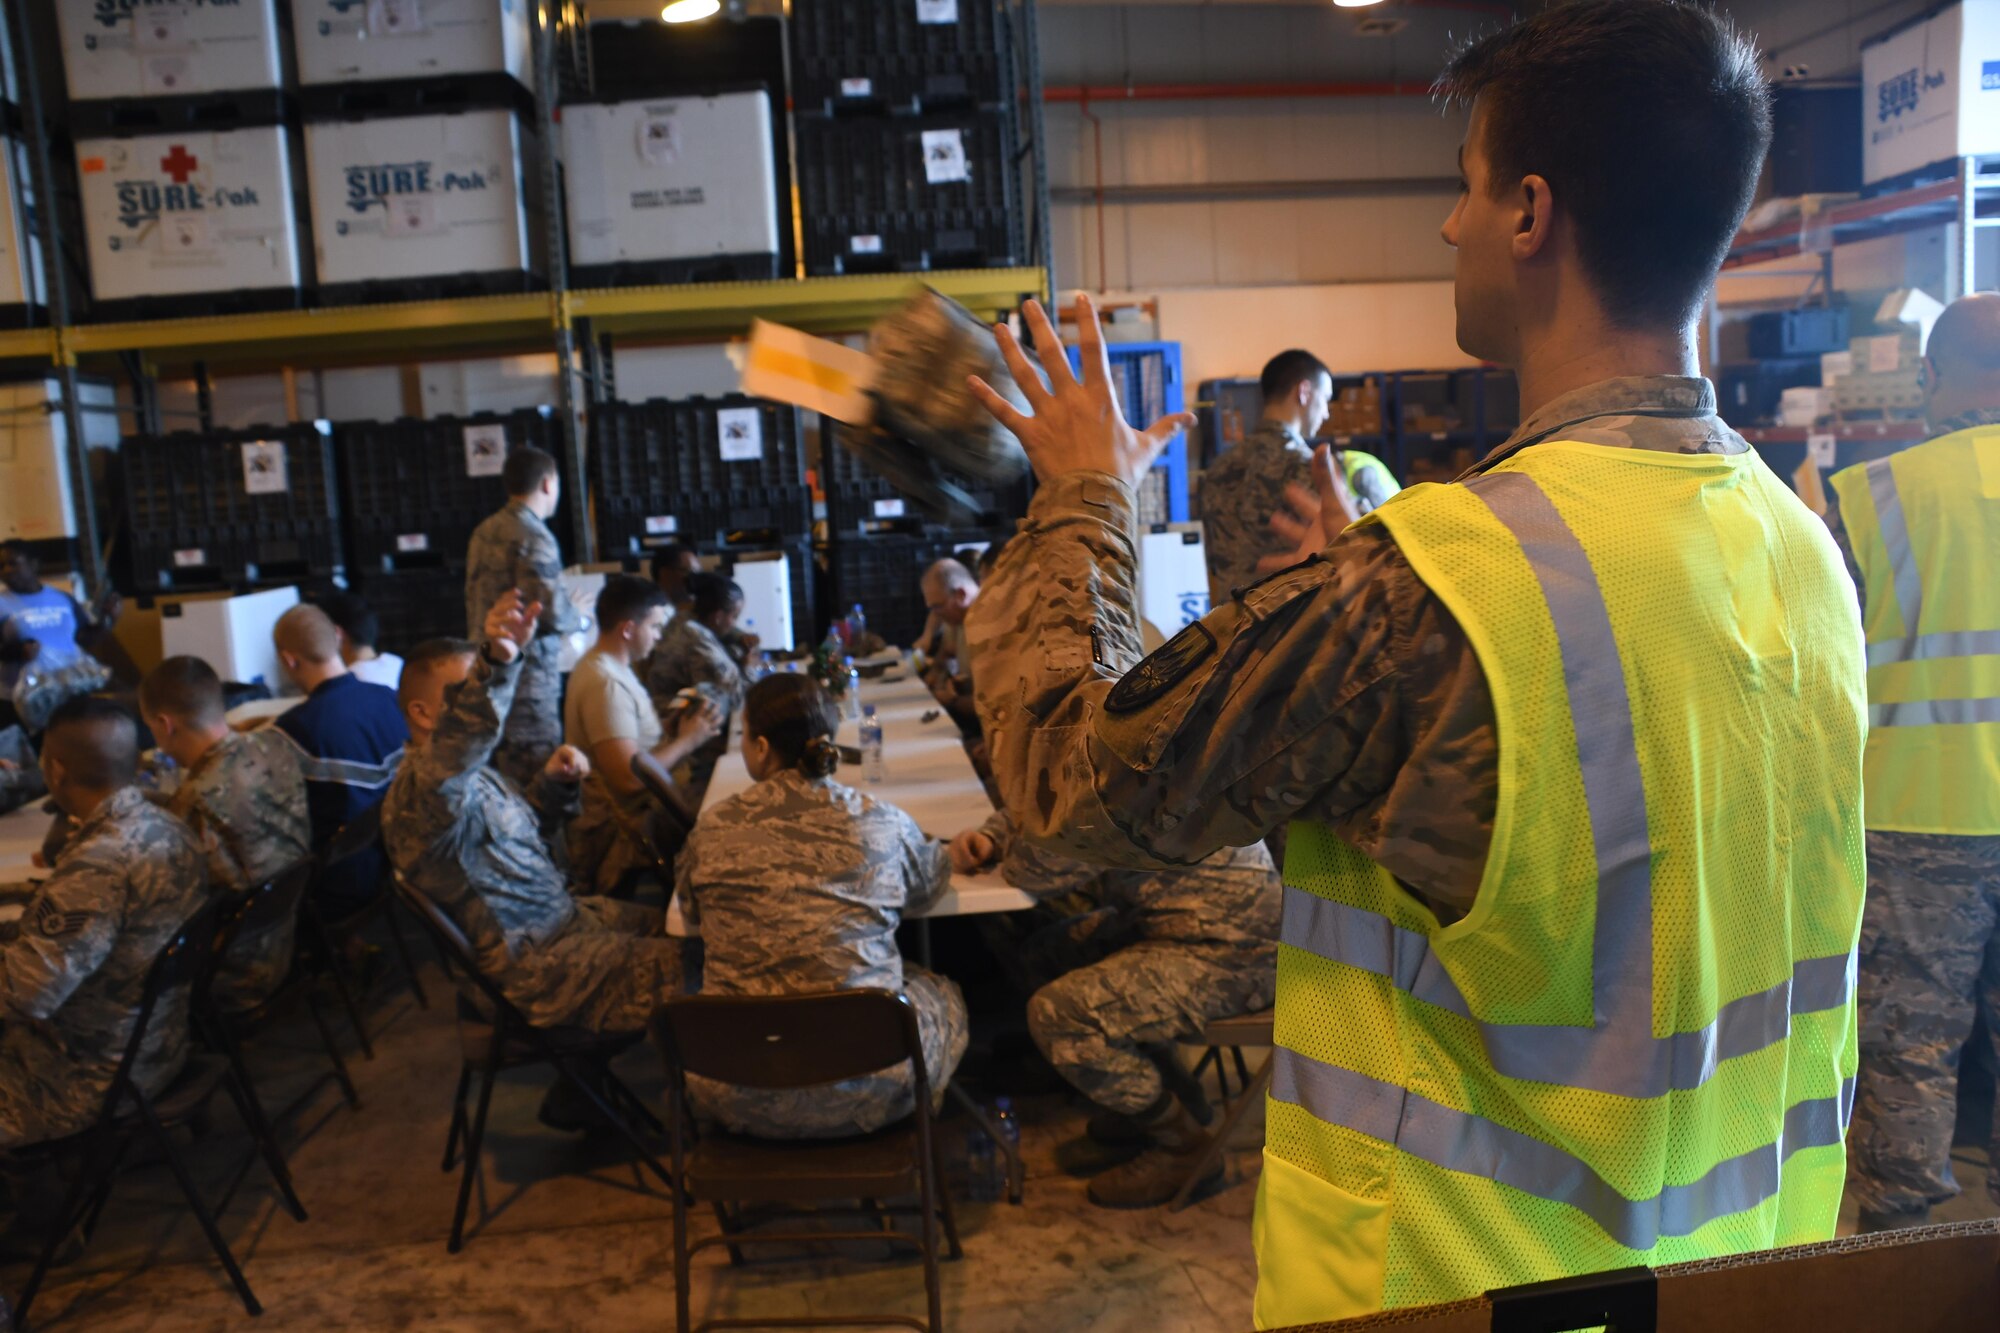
1827;292;2000;1232
961;0;1866;1324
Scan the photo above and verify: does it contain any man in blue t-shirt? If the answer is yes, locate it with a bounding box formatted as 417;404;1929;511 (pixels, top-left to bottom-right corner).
270;604;408;917
0;543;119;695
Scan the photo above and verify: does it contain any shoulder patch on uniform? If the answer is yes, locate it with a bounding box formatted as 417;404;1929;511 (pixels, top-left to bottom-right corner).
1105;621;1215;714
32;897;91;938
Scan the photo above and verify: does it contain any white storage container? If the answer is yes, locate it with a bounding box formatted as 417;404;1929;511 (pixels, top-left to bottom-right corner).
560;92;779;282
292;0;534;89
76;125;303;308
0;136;46;317
0;378;119;544
1863;2;2000;184
158;585;300;693
57;0;283;102
729;549;796;653
304;109;536;292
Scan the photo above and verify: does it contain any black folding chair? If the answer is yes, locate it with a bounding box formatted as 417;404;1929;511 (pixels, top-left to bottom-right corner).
1170;1007;1276;1212
652;989;963;1333
391;880;670;1254
631;751;699;846
207;860;364;1110
9;897;306;1327
313;802;431;1059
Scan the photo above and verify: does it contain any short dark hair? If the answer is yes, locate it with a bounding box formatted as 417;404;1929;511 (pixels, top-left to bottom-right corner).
649;543;696;583
744;673;841;779
1442;0;1770;330
688;572;743;621
139;655;226;727
318;592;379;651
502;446;559;498
596;573;669;631
1260;350;1332;405
398;636;477;709
45;695;139;790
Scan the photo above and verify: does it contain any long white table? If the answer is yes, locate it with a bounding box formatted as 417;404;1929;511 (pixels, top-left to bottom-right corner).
665;670;1034;935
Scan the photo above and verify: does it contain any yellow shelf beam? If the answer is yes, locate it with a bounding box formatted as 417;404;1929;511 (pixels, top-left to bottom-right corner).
0;329;58;361
47;269;1045;367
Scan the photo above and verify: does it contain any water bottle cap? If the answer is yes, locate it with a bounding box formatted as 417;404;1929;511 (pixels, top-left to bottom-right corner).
862;704;876;717
995;1096;1012;1111
843;655;855;667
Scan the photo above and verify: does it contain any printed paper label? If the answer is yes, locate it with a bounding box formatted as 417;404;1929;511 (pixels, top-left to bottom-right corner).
840;78;873;97
369;0;427;37
921;129;969;184
717;407;763;462
1807;432;1838;468
917;0;959;24
645;515;679;535
142;56;192;94
873;498;907;518
464;423;507;477
173;548;207;568
241;442;289;496
161;214;210;254
639;116;680;167
850;234;883;254
382;194;440;237
135;12;185;50
396;533;430;553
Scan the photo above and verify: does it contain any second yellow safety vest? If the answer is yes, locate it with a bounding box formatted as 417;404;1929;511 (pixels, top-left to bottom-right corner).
1254;441;1866;1327
1829;425;2000;834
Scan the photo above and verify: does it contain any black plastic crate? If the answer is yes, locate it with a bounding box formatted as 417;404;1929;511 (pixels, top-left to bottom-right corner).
795;110;1021;275
825;531;1000;650
346;568;467;656
334;409;571;574
821;421;1030;536
1747;307;1851;359
120;424;345;592
589;397;811;555
1716;358;1822;428
789;0;1006;115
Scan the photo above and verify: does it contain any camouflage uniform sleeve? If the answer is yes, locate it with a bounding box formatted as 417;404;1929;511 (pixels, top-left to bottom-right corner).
1820;482;1866;613
967;471;1490;913
516;523;582;637
414;646;525;797
691;630;749;713
895;806;952;913
0;856;122;1022
526;770;580;840
174;791;248;892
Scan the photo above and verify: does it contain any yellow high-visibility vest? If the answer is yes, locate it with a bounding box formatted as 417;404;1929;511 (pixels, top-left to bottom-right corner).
1829;425;2000;833
1256;440;1866;1327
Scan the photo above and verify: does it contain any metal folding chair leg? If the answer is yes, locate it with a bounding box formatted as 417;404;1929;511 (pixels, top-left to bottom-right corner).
384;899;430;1010
449;1064;500;1254
1167;1049;1273;1213
441;1065;472;1172
303;991;361;1109
131;1091;262;1316
13;1143;107;1329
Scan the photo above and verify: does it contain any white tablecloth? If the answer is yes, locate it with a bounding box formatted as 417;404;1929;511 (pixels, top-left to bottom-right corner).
665;672;1033;935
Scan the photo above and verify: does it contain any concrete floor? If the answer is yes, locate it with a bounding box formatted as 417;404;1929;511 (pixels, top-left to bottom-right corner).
4;945;1995;1332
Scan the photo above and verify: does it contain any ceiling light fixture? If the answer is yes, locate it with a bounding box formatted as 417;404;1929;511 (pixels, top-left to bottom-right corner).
661;0;720;22
1332;0;1388;8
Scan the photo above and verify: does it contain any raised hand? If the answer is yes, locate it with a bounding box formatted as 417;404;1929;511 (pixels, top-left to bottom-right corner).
483;588;545;664
672;696;724;747
1258;444;1361;576
967;294;1197;490
544;744;590;784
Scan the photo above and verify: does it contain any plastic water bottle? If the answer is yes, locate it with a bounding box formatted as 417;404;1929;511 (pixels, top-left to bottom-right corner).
965;1126;997;1202
842;656;862;722
859;705;885;783
848;602;868;645
990;1099;1020;1199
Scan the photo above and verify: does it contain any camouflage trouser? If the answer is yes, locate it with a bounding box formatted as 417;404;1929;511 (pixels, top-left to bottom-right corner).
689;968;969;1140
494;662;564;793
1028;939;1276;1115
503;898;693;1035
1848;830;2000;1220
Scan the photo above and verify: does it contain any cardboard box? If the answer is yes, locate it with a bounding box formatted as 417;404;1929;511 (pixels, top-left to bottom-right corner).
1276;1220;2000;1332
1862;2;2000;184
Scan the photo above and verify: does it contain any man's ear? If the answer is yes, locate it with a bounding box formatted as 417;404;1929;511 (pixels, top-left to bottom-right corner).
1513;172;1555;262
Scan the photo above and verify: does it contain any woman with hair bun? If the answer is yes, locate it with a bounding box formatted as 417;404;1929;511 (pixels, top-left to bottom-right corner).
675;672;969;1137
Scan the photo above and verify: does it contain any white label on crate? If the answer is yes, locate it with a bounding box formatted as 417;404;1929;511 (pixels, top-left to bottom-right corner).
1807;433;1838;468
382;194;441;237
368;0;428;37
143;57;193;95
840;78;874;98
717;408;763;462
917;0;960;24
921;129;969;184
134;12;187;51
639;116;680;167
160;214;212;255
241;442;289;496
645;515;679;536
873;498;907;519
464;423;508;477
1868;335;1903;373
173;548;207;569
850;234;883;254
396;533;430;553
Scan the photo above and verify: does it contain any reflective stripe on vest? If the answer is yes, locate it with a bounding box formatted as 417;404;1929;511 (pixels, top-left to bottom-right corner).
1864;456;1926;638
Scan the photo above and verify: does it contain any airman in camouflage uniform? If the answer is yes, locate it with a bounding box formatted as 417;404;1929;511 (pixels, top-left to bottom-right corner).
0;785;204;1147
166;728;311;1012
974;812;1279;1110
1200;418;1317;609
675;767;968;1139
464;494;585;792
1823;399;2000;1228
646;600;748;797
383;630;685;1036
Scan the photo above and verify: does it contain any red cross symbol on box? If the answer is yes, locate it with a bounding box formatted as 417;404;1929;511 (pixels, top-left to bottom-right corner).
160;146;199;183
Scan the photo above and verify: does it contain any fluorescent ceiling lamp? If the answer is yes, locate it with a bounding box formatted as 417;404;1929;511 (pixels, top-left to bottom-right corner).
661;0;719;21
1332;0;1387;7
